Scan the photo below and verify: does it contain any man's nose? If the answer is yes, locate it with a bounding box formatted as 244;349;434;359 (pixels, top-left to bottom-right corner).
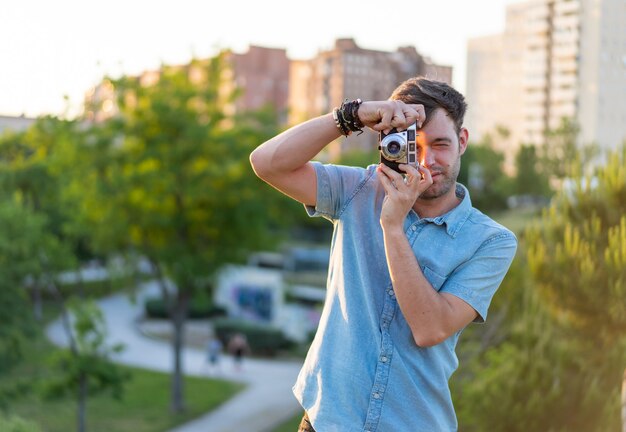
420;148;435;166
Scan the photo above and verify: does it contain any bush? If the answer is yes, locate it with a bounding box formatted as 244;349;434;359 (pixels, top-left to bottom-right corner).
212;318;294;357
144;297;226;319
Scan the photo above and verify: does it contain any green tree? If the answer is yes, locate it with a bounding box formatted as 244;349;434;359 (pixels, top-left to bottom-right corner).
0;118;93;319
0;117;130;431
513;144;551;197
524;147;626;431
0;200;43;372
455;146;626;431
82;54;293;412
540;118;598;182
459;136;512;212
43;299;129;432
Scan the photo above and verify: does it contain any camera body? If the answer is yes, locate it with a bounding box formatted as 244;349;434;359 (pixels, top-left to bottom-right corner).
378;122;419;173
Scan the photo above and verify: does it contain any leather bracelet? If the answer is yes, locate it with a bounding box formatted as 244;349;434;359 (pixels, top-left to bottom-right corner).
333;99;364;136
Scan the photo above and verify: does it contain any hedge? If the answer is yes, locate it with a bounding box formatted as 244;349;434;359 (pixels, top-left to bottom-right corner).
144;297;227;319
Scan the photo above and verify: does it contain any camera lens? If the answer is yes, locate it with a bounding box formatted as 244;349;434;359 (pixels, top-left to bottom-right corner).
380;133;407;161
387;141;401;154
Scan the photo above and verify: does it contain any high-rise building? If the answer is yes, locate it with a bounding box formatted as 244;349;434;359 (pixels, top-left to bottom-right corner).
467;0;626;169
290;38;453;158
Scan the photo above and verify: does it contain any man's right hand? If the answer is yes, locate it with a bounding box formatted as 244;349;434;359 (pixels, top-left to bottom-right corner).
357;100;425;135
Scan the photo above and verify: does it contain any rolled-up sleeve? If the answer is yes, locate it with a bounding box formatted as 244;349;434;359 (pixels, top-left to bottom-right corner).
305;162;373;221
440;232;518;322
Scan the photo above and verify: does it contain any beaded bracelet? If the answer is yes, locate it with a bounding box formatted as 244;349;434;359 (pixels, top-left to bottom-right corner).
332;98;364;136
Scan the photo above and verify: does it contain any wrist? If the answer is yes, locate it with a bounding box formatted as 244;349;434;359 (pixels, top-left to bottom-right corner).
332;99;364;136
381;221;405;237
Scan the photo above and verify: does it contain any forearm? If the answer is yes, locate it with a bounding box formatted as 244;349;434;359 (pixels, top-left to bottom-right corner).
382;226;454;347
250;113;340;178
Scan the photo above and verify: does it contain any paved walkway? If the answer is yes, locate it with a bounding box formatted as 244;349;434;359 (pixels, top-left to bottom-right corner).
46;281;303;432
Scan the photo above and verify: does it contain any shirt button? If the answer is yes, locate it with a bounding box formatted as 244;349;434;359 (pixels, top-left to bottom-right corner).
373;392;381;399
412;225;417;231
381;356;388;363
388;289;394;297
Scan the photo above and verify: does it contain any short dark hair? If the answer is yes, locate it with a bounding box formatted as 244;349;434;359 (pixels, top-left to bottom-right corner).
390;77;467;133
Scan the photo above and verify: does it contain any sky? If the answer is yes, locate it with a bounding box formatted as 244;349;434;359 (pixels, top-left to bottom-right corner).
1;0;521;119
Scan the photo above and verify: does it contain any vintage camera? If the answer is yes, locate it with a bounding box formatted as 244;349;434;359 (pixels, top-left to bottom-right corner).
378;122;419;173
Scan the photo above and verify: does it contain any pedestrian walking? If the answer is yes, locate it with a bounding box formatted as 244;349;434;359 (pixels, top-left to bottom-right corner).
206;336;223;375
227;332;249;372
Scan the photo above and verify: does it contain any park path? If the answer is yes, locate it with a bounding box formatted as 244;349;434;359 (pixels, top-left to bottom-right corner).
46;281;303;432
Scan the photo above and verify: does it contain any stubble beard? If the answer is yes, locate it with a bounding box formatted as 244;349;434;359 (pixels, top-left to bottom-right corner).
419;156;461;200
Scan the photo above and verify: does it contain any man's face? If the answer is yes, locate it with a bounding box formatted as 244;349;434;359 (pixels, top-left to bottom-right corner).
415;108;468;200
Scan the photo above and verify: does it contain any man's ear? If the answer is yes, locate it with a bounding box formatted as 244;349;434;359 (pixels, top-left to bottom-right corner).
458;128;469;156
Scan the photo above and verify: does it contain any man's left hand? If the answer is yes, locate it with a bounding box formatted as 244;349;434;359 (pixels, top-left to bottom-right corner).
377;163;432;229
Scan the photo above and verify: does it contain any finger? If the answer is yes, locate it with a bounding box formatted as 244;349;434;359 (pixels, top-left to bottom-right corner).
376;165;399;194
390;108;409;130
398;163;420;188
405;104;426;127
379;162;406;185
374;104;394;132
418;164;433;184
399;163;419;176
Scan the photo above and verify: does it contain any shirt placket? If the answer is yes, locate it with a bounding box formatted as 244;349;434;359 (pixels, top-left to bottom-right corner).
363;221;420;432
363;283;396;432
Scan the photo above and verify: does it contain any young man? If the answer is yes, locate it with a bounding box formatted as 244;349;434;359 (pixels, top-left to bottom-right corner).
250;77;517;432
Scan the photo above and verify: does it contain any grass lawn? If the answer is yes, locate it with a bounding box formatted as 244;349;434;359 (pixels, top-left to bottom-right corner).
3;311;245;432
272;412;302;432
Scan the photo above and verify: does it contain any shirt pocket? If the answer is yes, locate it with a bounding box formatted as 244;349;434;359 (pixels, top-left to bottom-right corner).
422;266;447;292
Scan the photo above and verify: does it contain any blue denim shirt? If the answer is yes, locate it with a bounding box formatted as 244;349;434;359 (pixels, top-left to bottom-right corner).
293;163;517;432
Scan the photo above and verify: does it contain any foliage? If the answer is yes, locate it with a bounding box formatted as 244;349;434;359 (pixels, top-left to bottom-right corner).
513;144;551;197
454;145;626;432
42;299;130;432
144;296;226;319
81;55;294;292
459;138;512;212
0;200;44;370
76;53;302;412
539;118;598;181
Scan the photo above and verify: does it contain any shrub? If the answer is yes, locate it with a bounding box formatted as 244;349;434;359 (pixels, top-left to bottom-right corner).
144;297;226;319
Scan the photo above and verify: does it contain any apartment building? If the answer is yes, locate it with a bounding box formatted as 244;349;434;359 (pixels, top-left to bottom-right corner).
466;0;626;168
228;45;290;124
289;38;452;158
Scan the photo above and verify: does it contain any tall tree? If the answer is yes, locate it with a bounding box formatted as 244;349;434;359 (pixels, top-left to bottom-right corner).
540;118;598;182
0;118;129;430
513;144;551;197
456;146;626;431
83;53;290;412
43;299;128;432
526;146;626;427
458;135;512;212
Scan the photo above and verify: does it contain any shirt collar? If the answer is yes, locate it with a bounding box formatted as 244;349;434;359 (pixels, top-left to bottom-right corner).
421;184;472;238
